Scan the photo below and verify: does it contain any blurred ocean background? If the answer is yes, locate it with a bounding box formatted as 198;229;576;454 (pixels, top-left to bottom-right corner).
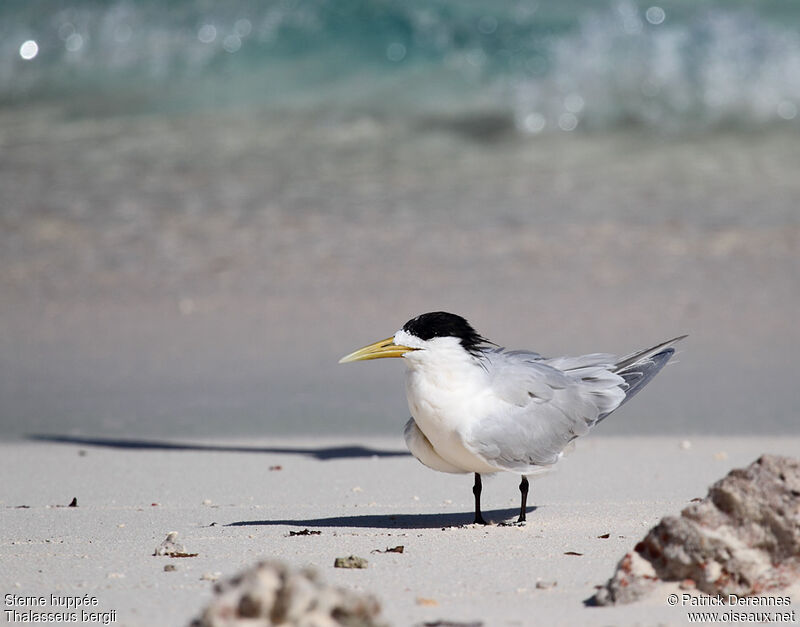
3;0;800;130
1;0;798;439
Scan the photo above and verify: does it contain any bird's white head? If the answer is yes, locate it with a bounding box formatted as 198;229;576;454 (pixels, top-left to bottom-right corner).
338;311;491;364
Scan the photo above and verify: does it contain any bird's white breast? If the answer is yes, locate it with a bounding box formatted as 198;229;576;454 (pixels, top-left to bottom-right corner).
402;342;500;473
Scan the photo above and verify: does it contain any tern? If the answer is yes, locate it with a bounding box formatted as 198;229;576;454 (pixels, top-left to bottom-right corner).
340;311;685;525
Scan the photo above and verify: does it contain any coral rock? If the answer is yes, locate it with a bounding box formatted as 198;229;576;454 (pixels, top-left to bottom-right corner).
191;560;386;626
594;455;800;605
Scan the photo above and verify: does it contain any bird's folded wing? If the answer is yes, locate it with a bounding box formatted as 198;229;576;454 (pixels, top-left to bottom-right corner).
465;351;626;472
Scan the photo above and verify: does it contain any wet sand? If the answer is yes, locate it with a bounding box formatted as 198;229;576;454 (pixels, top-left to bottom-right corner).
1;109;798;439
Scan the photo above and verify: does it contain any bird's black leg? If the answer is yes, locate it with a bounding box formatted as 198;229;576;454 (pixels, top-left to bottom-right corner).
472;473;487;525
517;476;529;523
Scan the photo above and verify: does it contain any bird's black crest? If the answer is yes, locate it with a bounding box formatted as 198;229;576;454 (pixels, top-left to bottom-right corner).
402;312;490;354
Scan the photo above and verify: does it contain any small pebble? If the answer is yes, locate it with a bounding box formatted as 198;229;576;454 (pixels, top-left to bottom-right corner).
154;531;197;557
334;555;368;569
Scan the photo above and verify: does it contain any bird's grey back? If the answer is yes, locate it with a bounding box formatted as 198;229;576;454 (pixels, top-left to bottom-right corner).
466;349;627;471
464;336;685;472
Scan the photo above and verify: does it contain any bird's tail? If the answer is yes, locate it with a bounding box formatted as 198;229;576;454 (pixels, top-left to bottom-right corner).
611;335;687;410
594;335;687;423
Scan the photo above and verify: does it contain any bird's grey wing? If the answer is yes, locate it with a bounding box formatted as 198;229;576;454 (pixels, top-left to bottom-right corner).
465;351;626;472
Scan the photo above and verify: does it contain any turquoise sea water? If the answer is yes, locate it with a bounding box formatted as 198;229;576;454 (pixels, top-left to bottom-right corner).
3;0;800;131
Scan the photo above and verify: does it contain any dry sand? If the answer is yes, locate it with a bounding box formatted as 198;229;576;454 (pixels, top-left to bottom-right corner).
2;435;798;626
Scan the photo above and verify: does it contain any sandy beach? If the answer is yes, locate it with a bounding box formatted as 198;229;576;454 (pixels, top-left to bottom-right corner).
2;435;798;626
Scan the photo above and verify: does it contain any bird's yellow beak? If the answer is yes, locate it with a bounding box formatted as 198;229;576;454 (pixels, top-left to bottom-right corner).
338;336;417;363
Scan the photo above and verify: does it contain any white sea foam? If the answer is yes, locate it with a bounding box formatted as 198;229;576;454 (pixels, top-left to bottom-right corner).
513;3;800;132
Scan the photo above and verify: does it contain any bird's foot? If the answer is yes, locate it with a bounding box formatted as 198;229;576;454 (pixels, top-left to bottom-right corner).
473;515;488;525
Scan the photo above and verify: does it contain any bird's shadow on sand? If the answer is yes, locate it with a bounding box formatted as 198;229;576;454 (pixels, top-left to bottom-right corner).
32;434;537;529
27;434;410;461
228;507;537;530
